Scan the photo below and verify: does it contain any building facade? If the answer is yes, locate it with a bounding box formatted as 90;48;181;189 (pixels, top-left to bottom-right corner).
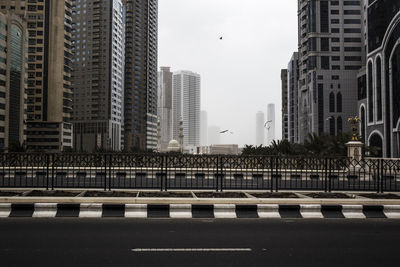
297;0;365;143
358;0;400;157
288;52;299;143
256;111;265;146
71;0;125;152
172;70;201;147
123;0;158;151
157;66;173;150
267;103;276;145
281;69;288;141
200;110;208;146
208;125;220;145
0;0;74;152
0;12;27;151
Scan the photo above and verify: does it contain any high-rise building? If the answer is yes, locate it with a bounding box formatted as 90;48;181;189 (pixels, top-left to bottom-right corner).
267;104;275;145
172;70;201;147
208;126;221;146
123;0;158;151
297;0;365;143
256;111;265;146
0;12;27;151
71;0;125;152
288;52;299;143
357;0;400;157
281;69;288;141
0;0;74;152
200;110;208;146
157;66;173;150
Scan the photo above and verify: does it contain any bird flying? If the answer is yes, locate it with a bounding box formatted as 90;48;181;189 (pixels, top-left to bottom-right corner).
220;130;229;134
219;37;223;40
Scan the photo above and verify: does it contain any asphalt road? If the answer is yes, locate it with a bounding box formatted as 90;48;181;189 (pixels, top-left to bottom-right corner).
0;219;399;267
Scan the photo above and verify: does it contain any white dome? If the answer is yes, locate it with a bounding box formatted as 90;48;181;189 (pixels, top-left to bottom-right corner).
168;140;179;151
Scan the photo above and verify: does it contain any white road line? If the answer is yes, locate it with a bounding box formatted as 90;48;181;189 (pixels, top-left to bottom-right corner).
131;248;252;252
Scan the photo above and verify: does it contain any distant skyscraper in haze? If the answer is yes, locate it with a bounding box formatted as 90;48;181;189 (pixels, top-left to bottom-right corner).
72;0;125;152
208;126;221;145
267;104;276;145
281;69;288;141
157;67;173;150
256;111;265;146
172;71;201;147
200;111;208;146
123;0;158;151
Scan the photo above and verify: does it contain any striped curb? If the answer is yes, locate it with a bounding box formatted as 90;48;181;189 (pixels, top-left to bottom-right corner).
0;204;399;219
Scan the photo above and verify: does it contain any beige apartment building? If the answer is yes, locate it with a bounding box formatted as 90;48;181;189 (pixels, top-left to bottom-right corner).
0;12;28;151
0;0;73;152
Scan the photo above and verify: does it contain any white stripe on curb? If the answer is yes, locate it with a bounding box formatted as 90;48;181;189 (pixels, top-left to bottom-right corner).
125;204;147;218
300;205;323;219
342;205;366;219
79;204;102;218
257;204;280;218
170;204;192;218
33;203;57;218
384;205;400;219
214;204;236;218
0;203;11;218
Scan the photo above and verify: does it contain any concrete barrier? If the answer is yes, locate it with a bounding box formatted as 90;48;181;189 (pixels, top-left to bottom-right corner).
33;203;57;218
79;203;102;218
300;205;323;219
170;204;192;218
257;204;280;218
0;203;11;217
384;205;400;219
214;204;236;218
342;205;365;219
125;204;147;218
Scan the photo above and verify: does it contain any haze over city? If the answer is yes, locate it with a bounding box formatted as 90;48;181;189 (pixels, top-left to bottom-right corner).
158;0;298;146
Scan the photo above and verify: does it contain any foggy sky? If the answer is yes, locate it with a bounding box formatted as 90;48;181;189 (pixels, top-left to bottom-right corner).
158;0;298;146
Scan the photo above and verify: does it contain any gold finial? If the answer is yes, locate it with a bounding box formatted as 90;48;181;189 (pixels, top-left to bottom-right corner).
348;116;361;141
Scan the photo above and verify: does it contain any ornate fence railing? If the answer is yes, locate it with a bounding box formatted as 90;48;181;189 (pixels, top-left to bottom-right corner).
0;153;399;192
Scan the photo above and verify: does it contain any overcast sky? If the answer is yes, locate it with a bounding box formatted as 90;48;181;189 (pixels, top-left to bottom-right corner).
158;0;298;146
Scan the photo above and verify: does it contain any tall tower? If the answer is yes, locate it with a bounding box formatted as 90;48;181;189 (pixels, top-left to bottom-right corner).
288;52;299;144
0;0;74;152
172;71;201;148
200;110;208;146
281;69;288;141
0;12;27;151
123;0;158;151
72;0;125;152
267;104;276;145
157;66;173;150
297;0;365;142
256;111;265;146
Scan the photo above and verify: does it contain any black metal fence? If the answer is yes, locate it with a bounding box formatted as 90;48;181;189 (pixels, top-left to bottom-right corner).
0;153;399;193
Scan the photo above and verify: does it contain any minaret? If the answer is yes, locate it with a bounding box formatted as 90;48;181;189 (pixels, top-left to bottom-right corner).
179;117;184;153
157;118;161;152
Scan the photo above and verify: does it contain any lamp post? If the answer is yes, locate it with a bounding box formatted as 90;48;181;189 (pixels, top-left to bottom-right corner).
346;116;363;162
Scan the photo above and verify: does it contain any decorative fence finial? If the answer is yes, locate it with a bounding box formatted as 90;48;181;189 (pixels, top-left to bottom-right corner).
348;116;361;141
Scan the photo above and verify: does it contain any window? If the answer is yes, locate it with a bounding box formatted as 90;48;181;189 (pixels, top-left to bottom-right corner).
368;61;374;122
376;57;382;121
329;92;335;113
344;19;361;24
337;117;343;133
321;38;329;51
321;56;330;70
337;92;342;112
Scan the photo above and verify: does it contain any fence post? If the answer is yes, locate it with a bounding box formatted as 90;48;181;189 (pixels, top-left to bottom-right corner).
380;159;384;194
219;156;223;192
328;158;332;193
108;154;112;191
269;157;273;193
51;154;55;190
164;154;168;192
104;154;107;191
324;158;328;193
46;154;50;191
